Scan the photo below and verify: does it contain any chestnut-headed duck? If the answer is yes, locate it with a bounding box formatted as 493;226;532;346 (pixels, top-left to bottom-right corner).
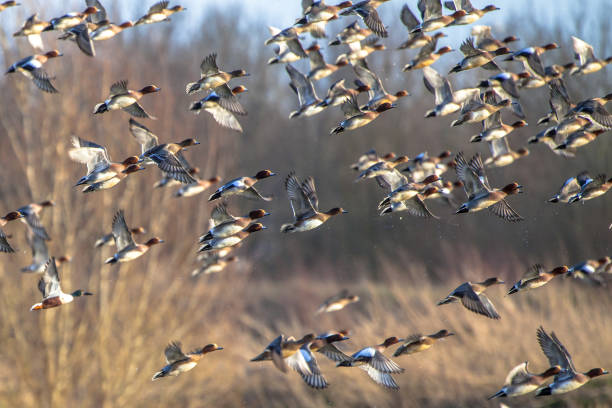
136;1;186;26
306;43;347;81
393;330;454;357
556;129;606;151
337;337;405;389
402;43;452;71
437;277;504;319
489;362;561;399
94;80;159;118
292;15;336;39
302;0;352;23
355;65;409;110
484;139;529;168
548;171;592;203
449;38;508;74
95;226;146;248
17;200;54;241
423;67;479;117
478;72;527;118
191;255;237;277
329;21;372;46
417;11;467;33
450;93;511;127
44;6;98;31
398;5;446;50
377;174;440;209
250;334;315;372
90;21;133;41
189;85;248;133
0;211;23;253
13;14;50;50
68;136;142;189
30;258;93;311
198;223;266;252
455;152;523;221
356;155;410;181
569;174;612;203
315;289;359;314
340;0;390;38
336;38;385;66
0;1;19;12
152;342;222;380
471;25;518;52
208;170;275;201
267;33;308;64
185;53;248;95
285;63;324;118
351;150;396;172
21;227;71;273
175;176;221;198
402;150;452;179
154;168;198;188
571;94;612;130
536;326;608;396
567;258;611;280
570;36;612;76
311;331;352;363
445;1;499;25
330;95;395;134
504;43;559;79
140;138;200;184
507;264;568;295
57;23;96;57
470;118;527;143
251;334;327;388
200;203;269;241
281;172;346;233
318;78;369;108
380;186;439;217
104;210;163;264
6;50;62;93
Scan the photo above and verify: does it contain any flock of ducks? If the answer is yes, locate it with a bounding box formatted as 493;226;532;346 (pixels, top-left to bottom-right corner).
1;0;611;402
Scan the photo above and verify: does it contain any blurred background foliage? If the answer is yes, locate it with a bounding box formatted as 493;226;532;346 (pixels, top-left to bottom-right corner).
0;0;610;407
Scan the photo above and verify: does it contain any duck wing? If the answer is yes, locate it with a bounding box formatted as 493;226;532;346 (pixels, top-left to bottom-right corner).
164;341;187;364
537;326;574;373
459;37;479;57
460;284;501;319
38;258;61;298
402;196;437;218
355;64;386;102
0;228;14;253
423;66;453;106
286;63;318;106
69;136;111;173
317;343;352;362
400;4;420;31
122;102;154;119
572;36;596;66
129;118;159;154
213;84;247;115
489;199;523;222
204;105;243;133
301;176;319;212
488;137;509;158
110;80;128;96
26;227;49;266
368;350;404;374
285;172;316;220
504;361;532;386
111;210;135;251
455;152;487;199
361;365;399;389
31;69;58;93
210;203;235;227
86;0;107;24
148;1;169;14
